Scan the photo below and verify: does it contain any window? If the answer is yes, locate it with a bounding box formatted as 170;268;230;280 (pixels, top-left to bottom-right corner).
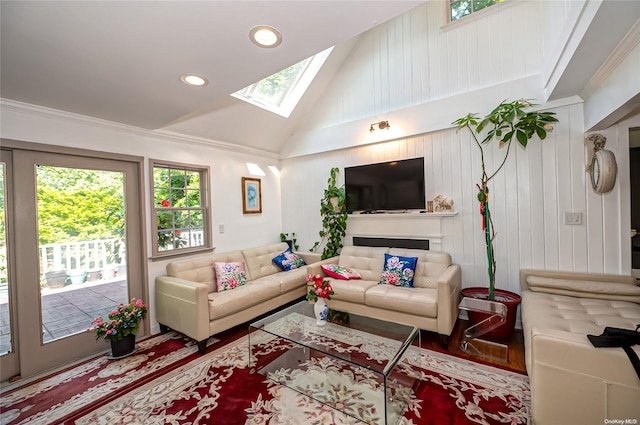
231;47;333;118
450;0;505;21
150;160;211;257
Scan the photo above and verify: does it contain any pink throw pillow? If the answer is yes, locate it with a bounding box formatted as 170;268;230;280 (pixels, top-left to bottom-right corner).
214;262;247;291
321;264;362;280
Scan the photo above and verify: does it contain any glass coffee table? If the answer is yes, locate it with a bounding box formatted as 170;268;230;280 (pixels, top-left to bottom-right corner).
248;301;420;425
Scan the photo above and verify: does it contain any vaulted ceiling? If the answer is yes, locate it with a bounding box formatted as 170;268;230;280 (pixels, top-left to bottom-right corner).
0;1;424;154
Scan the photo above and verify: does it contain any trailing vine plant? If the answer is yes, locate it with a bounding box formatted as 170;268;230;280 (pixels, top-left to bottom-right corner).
453;99;558;300
311;167;348;259
279;232;299;251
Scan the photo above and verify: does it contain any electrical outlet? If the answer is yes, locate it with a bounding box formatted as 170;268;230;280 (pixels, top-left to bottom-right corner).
564;212;583;225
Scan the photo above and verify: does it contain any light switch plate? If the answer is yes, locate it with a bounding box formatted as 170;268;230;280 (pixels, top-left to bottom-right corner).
564;212;583;225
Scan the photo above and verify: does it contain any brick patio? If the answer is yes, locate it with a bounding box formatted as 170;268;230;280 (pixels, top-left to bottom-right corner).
0;279;128;354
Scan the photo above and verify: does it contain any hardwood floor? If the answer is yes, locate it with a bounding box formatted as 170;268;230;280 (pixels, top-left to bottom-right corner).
419;319;527;373
215;315;527;375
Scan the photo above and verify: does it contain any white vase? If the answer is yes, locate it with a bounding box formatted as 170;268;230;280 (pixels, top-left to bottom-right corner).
314;298;329;326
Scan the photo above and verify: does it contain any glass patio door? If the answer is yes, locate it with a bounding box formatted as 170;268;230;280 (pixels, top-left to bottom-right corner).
0;151;18;382
2;147;146;380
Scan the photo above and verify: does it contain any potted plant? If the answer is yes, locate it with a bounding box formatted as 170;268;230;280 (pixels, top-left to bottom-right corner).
44;269;68;288
279;232;299;251
311;167;348;260
89;298;148;358
453;99;558;340
67;269;87;285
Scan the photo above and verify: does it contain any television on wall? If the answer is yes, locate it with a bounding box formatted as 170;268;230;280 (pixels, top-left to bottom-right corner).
345;158;426;213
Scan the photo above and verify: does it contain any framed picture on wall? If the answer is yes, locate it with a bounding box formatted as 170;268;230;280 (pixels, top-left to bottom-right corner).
242;177;262;214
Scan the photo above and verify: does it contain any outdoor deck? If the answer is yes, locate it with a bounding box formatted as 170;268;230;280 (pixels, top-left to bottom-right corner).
0;279;128;355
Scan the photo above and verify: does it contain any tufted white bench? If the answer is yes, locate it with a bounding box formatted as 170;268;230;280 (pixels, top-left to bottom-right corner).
520;269;640;425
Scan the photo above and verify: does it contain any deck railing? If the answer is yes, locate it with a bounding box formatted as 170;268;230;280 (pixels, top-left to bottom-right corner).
0;231;205;284
39;238;125;274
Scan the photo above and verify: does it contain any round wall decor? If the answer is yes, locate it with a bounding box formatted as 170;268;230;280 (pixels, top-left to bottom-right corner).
586;134;618;194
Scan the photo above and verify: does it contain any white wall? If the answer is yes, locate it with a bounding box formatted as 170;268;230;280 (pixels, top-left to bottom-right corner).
297;0;544;133
280;0;634;295
282;102;632;295
0;100;283;333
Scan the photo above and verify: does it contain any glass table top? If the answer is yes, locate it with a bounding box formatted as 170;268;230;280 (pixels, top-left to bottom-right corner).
249;301;419;375
248;301;420;424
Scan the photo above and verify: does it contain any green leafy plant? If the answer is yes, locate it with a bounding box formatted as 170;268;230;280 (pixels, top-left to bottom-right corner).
89;298;148;341
453;99;558;300
311;167;348;259
279;232;299;251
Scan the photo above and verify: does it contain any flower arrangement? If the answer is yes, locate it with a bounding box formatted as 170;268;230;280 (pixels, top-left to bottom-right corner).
306;273;334;302
89;298;148;341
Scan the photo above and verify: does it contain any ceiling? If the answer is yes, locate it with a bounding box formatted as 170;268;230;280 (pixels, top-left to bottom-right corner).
0;1;424;154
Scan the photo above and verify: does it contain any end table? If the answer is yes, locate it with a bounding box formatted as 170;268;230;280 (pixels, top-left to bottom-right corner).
458;296;509;362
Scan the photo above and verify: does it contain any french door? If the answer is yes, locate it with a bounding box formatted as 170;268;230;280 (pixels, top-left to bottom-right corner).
0;145;146;381
631;141;639;279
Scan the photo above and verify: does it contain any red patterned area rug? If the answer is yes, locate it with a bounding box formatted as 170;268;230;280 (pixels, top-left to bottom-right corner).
1;330;531;425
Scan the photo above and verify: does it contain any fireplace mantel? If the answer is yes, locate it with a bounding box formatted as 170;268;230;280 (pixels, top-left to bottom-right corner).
345;211;457;251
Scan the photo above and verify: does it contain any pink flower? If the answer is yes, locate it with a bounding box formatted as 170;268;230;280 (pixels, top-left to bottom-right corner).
384;272;399;285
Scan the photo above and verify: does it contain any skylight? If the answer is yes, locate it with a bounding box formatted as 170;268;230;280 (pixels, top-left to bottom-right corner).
231;46;334;118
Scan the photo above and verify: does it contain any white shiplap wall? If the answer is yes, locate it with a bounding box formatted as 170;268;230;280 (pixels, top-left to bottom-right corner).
282;105;604;291
281;0;632;293
299;0;544;132
282;101;631;294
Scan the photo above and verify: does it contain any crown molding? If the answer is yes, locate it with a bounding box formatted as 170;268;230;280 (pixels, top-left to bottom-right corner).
583;18;640;96
0;98;279;159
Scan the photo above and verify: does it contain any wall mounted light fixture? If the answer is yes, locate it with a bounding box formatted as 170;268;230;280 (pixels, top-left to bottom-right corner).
369;120;390;132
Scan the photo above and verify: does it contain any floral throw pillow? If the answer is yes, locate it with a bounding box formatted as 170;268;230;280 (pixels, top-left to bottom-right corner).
321;264;362;280
272;248;307;271
214;262;247;291
379;253;418;287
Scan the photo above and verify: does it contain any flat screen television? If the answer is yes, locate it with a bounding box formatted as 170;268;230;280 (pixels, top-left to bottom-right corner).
345;158;425;213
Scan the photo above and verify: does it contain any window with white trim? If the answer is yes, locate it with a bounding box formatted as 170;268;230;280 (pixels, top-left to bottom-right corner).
150;160;211;257
450;0;505;21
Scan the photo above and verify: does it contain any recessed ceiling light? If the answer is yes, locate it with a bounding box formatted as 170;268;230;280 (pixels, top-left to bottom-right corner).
249;25;282;48
180;73;208;86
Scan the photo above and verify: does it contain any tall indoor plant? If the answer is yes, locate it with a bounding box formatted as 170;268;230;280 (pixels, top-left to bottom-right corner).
453;99;558;337
311;167;348;259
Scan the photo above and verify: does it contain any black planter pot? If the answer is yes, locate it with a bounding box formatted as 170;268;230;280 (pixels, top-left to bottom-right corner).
460;287;522;341
109;334;136;358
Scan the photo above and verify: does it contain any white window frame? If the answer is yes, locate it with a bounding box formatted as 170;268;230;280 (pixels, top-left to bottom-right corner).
149;159;212;259
449;0;506;22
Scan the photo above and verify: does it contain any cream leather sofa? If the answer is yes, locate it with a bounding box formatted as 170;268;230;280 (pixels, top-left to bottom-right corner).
520;269;640;425
318;245;462;347
155;242;321;353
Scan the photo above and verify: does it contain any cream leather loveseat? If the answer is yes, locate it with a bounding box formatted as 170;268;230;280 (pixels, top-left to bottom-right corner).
520;269;640;425
155;242;321;353
318;245;462;347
